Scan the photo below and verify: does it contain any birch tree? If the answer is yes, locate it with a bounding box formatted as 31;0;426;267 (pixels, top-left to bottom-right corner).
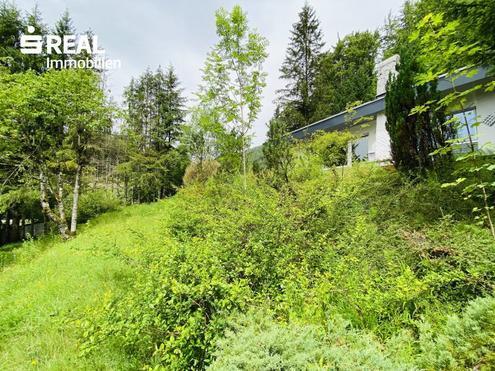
0;69;109;238
197;5;267;186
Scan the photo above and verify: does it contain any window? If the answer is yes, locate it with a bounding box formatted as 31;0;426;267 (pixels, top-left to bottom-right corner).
450;109;478;152
353;135;369;161
452;109;477;142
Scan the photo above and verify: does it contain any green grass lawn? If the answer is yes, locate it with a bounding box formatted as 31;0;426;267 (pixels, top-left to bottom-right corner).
0;202;167;370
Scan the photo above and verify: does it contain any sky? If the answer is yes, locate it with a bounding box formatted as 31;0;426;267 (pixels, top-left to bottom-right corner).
15;0;404;146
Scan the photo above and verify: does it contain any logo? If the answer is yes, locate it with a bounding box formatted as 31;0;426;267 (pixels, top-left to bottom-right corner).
20;26;121;70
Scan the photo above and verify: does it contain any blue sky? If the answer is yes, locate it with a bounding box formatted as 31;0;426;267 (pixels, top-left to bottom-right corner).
15;0;404;145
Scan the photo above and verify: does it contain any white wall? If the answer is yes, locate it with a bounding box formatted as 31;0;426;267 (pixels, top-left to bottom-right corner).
374;112;392;162
348;114;392;163
474;91;495;151
349;120;377;161
364;89;495;162
375;55;399;96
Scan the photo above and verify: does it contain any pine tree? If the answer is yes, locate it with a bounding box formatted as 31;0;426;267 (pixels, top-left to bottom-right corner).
278;3;324;131
0;1;24;72
24;5;47;72
153;66;186;151
55;9;75;37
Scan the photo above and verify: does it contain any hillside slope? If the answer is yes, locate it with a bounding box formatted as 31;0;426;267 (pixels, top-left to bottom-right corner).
0;203;168;370
0;164;494;370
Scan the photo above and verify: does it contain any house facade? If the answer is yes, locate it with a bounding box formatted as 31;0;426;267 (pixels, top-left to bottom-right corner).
290;56;495;164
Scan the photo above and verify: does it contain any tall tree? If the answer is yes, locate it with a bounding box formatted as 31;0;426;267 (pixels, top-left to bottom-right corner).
278;3;324;131
52;9;76;65
311;31;379;122
24;5;48;72
197;5;268;186
0;1;24;72
153;66;186;150
385;47;453;175
122;66;188;202
0;69;110;238
125;67;185;151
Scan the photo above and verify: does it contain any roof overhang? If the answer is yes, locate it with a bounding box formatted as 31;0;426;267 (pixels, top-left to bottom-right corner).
290;66;493;139
291;97;384;139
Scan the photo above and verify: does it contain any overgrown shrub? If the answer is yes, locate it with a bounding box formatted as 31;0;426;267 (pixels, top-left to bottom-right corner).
80;235;252;369
79;164;495;369
183;160;220;185
77;189;121;223
308;130;356;167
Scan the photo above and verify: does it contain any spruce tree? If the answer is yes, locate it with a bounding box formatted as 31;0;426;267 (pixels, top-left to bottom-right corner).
0;1;24;72
54;9;75;38
278;3;324;131
153;66;186;150
53;10;75;64
24;5;47;72
122;66;188;202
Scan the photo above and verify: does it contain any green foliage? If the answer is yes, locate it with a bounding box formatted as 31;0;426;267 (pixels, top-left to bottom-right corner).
417;296;495;370
124;66;185;152
278;3;324;130
0;164;494;369
308;130;356;168
263;116;292;186
196;5;267;177
411;7;495;237
311;31;380;123
210;311;414;370
76;165;495;369
117;147;189;203
0;67;111;237
77;189;121;223
182;107;219;165
121;66;188;203
183;160;220;185
2;2;495;369
385;46;453;175
276;10;378;131
81;237;251;369
0;188;40;216
0;1;46;73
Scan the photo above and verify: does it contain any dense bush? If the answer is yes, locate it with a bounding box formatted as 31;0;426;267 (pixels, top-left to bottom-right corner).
77;189;121;223
308;130;356;167
417;296;495;370
80;163;495;369
210;311;414;370
183;160;221;185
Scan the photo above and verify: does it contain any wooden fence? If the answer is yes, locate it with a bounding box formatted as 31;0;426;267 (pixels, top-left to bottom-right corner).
0;219;47;246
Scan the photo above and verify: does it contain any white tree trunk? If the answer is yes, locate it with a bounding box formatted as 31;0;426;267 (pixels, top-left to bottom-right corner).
70;165;80;234
242;135;247;189
39;171;69;240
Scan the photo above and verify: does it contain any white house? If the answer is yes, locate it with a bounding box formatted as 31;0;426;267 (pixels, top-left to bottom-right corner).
290;56;495;164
